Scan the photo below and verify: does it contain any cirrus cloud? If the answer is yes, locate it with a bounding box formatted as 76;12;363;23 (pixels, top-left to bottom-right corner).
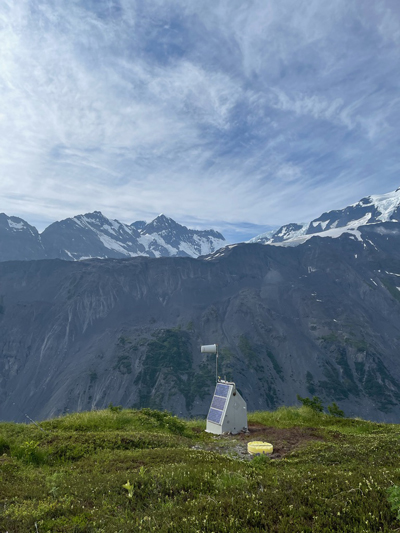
0;0;399;242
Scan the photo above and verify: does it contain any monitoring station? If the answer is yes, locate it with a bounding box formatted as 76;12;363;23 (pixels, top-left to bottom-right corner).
201;344;248;435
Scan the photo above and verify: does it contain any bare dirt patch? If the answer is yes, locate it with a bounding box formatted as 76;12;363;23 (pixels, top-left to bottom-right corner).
239;423;325;458
200;423;326;460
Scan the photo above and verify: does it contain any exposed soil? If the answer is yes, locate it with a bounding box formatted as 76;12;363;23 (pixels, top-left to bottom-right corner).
240;423;325;458
199;423;326;460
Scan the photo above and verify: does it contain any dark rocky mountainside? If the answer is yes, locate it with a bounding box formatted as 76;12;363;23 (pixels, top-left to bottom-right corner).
2;222;400;423
0;214;46;261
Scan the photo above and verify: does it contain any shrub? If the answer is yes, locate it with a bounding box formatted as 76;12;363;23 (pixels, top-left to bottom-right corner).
14;440;48;465
139;408;187;435
387;485;400;519
327;402;345;418
108;403;122;413
297;394;323;412
0;436;10;455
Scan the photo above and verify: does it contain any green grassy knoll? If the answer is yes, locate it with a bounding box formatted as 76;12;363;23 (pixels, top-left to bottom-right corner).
1;406;400;532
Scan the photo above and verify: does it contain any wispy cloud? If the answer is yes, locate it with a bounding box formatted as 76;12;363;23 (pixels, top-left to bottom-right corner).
0;0;399;241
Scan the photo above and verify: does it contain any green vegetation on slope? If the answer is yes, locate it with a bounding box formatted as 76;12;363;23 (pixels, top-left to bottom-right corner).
1;406;400;532
133;329;214;411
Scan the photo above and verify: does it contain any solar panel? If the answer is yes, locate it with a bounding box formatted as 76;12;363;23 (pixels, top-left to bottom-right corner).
215;383;230;398
207;408;223;424
207;383;232;425
211;395;226;410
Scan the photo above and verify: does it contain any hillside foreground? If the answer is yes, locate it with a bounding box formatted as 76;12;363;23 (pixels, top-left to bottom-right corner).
1;407;400;532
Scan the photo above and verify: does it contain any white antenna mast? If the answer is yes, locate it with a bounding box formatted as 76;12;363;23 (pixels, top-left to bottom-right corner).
201;344;219;383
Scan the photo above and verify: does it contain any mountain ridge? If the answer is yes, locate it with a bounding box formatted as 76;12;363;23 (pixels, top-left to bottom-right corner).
250;187;400;246
0;211;225;261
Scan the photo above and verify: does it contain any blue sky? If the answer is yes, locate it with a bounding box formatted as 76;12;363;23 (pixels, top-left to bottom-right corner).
0;0;400;242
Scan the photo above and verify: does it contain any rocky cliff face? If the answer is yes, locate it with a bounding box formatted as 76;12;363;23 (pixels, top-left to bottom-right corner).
2;222;400;423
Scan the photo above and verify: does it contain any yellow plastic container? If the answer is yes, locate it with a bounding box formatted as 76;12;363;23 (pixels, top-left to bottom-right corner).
247;441;273;455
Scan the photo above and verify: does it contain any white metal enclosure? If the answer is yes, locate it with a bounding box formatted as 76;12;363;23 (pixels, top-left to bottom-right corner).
206;381;248;435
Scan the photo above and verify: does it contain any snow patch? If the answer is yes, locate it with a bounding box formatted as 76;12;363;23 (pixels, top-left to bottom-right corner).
270;227;363;247
102;224;118;236
366;239;378;250
8;220;25;230
63;249;75;259
138;234;173;257
248;229;276;243
97;233;132;255
311;219;329;230
349;189;400;222
372;191;400;221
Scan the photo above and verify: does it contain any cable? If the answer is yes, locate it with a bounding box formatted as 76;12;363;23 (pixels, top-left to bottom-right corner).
12;402;47;433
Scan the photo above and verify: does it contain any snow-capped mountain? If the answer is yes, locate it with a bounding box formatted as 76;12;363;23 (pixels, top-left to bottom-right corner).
0;211;225;262
251;187;400;246
140;214;226;258
41;211;144;260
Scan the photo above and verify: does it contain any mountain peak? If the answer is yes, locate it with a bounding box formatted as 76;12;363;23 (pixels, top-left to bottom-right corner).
81;211;105;219
130;220;147;231
142;214;182;234
154;214;174;223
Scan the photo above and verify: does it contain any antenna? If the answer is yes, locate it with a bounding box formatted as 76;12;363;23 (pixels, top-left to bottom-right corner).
201;344;219;383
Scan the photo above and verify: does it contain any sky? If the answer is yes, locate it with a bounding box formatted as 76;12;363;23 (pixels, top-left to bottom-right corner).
1;0;400;243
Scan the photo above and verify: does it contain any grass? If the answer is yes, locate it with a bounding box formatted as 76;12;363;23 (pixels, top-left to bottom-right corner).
248;405;388;434
1;406;400;531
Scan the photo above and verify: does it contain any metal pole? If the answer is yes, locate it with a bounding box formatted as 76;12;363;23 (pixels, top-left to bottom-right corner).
216;345;218;383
